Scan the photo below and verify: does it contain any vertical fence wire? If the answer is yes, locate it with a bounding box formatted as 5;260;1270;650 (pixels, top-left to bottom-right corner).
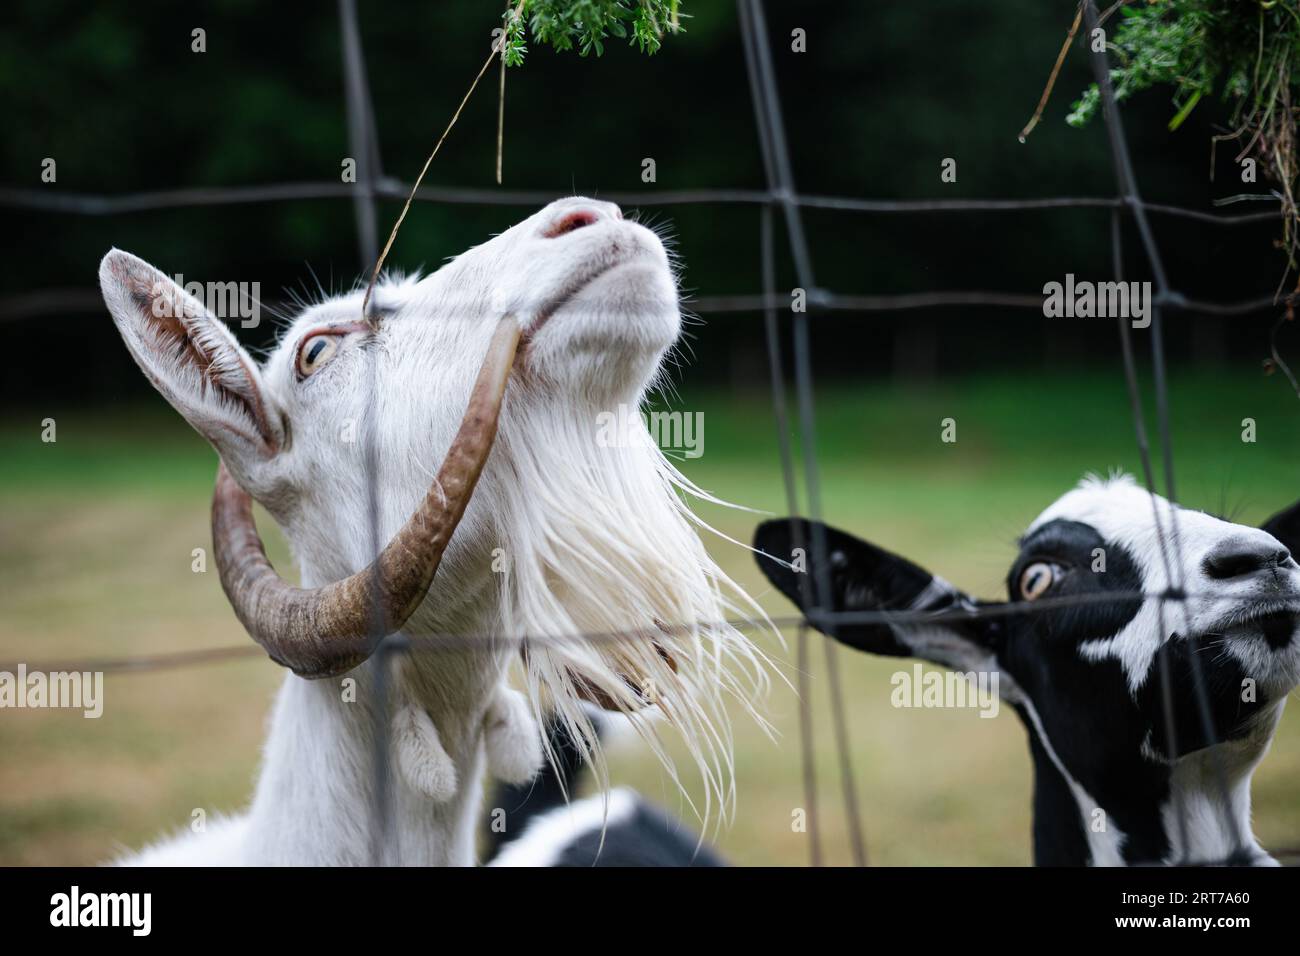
338;0;396;863
739;0;867;867
759;203;824;866
1111;208;1193;857
1084;0;1244;857
340;0;380;270
743;4;822;869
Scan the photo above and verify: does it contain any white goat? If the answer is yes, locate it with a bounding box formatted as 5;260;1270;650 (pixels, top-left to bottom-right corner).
757;475;1300;866
100;197;768;866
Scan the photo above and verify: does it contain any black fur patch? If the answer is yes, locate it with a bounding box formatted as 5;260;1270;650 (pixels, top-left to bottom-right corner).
754;518;939;656
547;803;726;867
1006;520;1144;651
1138;640;1268;759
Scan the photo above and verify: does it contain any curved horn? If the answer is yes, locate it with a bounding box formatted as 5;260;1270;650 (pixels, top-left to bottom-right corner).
212;318;521;679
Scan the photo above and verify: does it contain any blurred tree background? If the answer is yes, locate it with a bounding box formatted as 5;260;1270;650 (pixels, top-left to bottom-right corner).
0;0;1290;404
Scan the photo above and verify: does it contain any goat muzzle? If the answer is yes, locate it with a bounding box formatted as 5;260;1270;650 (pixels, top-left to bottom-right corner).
211;318;521;678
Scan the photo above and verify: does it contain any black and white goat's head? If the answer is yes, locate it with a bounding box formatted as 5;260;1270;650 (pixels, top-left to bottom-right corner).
755;475;1300;866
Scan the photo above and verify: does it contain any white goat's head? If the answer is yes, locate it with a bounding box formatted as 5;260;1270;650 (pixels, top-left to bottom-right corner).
100;197;768;811
756;475;1300;864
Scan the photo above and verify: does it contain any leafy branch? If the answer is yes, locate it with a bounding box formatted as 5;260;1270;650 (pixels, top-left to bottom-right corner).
1040;1;1300;287
1064;0;1267;132
500;0;684;66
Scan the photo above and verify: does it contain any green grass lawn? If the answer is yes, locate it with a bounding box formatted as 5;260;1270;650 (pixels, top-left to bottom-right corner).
2;367;1298;865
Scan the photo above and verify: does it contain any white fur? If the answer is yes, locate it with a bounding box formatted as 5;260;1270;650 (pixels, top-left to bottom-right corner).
1159;702;1283;866
120;816;251;868
394;701;458;802
100;197;770;866
484;687;544;785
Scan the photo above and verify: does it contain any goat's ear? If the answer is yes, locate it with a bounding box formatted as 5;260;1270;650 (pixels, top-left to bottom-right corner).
99;250;282;470
753;518;1003;669
1261;498;1300;556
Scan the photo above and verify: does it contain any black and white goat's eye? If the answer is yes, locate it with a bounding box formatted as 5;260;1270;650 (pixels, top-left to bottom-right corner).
1019;561;1059;601
297;334;340;377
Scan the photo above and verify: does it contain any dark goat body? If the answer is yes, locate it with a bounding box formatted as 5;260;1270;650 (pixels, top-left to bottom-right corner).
485;713;725;867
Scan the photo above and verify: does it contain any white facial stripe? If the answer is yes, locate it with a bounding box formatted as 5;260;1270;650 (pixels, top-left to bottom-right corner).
1077;608;1161;696
1026;697;1128;866
906;574;960;612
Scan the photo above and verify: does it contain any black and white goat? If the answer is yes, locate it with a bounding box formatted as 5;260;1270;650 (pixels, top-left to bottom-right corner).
755;475;1300;866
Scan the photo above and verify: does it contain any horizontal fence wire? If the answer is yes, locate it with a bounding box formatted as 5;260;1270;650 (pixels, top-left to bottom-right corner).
0;187;1286;321
0;182;1281;221
2;287;1289;321
0;287;1286;321
0;589;1210;676
4;291;1288;323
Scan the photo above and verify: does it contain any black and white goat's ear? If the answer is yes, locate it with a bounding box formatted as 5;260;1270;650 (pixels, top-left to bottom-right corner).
99;250;282;472
753;518;1003;670
1260;498;1300;557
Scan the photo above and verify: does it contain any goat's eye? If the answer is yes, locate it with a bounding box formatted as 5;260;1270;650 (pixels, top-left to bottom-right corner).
297;334;340;377
1019;561;1059;601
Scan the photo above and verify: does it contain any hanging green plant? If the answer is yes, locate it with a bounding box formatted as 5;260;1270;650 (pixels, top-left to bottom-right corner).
1067;1;1300;279
500;0;683;66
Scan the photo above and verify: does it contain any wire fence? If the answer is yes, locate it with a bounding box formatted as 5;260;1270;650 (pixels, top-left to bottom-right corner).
3;0;1294;866
0;187;1285;320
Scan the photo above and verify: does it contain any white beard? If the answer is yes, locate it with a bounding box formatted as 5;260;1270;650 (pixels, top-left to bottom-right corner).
489;391;773;825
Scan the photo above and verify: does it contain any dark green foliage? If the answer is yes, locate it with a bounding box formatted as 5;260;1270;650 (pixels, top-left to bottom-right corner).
1068;0;1300;132
1069;1;1300;271
500;0;683;66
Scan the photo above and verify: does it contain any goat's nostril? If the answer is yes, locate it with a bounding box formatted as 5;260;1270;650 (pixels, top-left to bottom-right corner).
543;209;601;238
1203;539;1290;579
